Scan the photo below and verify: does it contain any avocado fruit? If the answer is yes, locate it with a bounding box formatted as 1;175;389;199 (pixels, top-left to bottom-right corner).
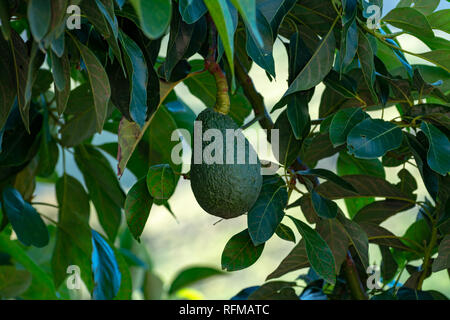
190;108;263;219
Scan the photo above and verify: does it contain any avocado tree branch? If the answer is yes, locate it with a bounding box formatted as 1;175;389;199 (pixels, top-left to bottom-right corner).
205;14;230;115
343;251;369;300
234;58;274;132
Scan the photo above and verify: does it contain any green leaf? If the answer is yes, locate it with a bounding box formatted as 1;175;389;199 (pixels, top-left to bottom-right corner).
246;8;275;76
310;190;338;219
418;50;450;73
337;216;369;269
357;31;377;101
54;47;71;115
179;0;207;24
283;17;337;96
380;246;398;282
329;108;367;147
231;0;263;47
266;239;309;280
432;235;450;272
248;281;298;300
146;164;177;200
298;169;357;193
428;9;450;33
168;267;225;294
383;7;434;39
420;121;450;176
52;174;93;292
0;34;16;129
315;174;410;201
2;187;49;248
353;200;414;225
288;216;336;284
316;218;348;274
165;14;206;80
286;93;310;140
9;31;30;130
221;229;264;271
119;31;148;127
398;0;439;15
339;0;358;70
0;0;11;40
74;145;125;241
402;219;431;254
323;70;358;99
273;110;302;167
337;150;385;218
125;178;153;242
0;266;31;299
72;38;111;132
92;230;121;300
130;0;172;39
27;0;51;41
204;0;236;80
275;223;296;243
347;118;403;159
300;132;342;168
247;175;288;245
0;234;57;299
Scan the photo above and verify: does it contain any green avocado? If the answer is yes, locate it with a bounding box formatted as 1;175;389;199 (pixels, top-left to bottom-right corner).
190;108;263;219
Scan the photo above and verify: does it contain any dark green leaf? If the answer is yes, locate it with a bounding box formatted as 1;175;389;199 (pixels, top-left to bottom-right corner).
54;47;71;115
275;223;296;243
179;0;207;24
27;0;51;41
248;175;288;245
353;200;414;225
316;218;348;274
92;230;121;300
2;187;49;247
310;190;338;219
205;0;236;79
298;168;357;193
74;145;125;241
380;246;398;282
337;215;369;269
221;229;264;271
432;235;450;272
124;178;153;242
247;281;297;300
266;239;309;280
52;174;93;291
420;121;450;175
146;164;177;200
246;8;275;76
347;119;403;159
120;31;148;127
130;0;172;39
288;216;336;284
287;93;310;140
418;50;450;73
273;110;302;167
72;38;111;132
383;7;434;39
329;108;367;147
428;9;450;33
168;267;225;294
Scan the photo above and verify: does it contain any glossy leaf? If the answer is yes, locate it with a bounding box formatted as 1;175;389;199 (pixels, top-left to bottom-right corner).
146;164;177;200
432;235;450;272
275;223;296;243
119;31;148;127
287;93;310;140
338;216;369;269
247;175;288;245
204;0;236;79
267;239;309;280
347;119;403;159
179;0;207;24
329;108;367;147
0;266;32;299
2;187;49;247
273;110;302;167
316;218;348;274
124;178;153;242
289;216;336;284
221;229;264;271
310;190;338;219
27;0;51;41
130;0;172;39
353;200;414;225
92;230;121;300
420;121;450;175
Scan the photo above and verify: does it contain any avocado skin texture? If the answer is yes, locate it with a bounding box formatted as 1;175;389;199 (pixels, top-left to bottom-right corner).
190;108;262;219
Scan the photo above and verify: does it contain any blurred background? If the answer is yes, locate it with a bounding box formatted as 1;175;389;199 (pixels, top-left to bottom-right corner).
30;0;450;299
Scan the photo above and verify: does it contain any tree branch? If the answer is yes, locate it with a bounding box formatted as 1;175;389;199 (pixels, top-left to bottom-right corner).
343;251;369;300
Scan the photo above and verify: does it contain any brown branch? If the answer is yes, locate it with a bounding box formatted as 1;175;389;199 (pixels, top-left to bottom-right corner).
343;252;369;300
234;57;274;133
